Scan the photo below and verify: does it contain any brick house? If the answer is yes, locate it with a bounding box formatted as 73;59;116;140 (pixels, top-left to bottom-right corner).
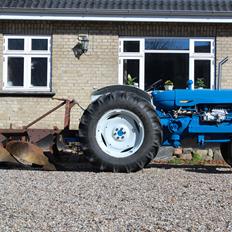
0;0;232;129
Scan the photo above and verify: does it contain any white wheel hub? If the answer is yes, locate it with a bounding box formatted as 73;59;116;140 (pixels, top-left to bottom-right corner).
96;109;145;158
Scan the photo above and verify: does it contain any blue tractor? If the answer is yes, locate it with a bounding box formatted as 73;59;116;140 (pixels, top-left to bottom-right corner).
79;81;232;172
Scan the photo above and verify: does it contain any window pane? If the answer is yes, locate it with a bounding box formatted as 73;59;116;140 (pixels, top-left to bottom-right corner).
123;59;139;87
8;39;24;50
7;57;24;86
145;38;189;50
31;58;48;87
194;60;211;89
194;41;211;53
123;41;140;52
145;53;189;89
32;39;48;50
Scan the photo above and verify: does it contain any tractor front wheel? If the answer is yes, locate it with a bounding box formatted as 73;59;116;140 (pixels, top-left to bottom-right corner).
220;142;232;166
79;91;162;172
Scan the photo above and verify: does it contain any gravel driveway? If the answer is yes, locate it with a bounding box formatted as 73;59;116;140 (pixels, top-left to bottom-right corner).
0;164;231;232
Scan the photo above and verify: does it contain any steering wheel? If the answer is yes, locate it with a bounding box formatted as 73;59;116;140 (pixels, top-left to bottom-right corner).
145;79;164;92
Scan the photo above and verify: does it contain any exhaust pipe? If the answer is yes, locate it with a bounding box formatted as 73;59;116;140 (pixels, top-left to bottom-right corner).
217;56;228;90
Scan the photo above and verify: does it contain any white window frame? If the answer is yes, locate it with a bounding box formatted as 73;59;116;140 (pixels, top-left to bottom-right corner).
3;35;51;92
189;58;215;89
190;38;215;58
118;38;145;89
189;38;215;88
119;38;144;56
119;37;215;90
118;57;145;90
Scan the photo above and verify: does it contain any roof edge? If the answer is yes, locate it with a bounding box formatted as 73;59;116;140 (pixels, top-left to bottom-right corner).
1;7;232;16
1;10;232;23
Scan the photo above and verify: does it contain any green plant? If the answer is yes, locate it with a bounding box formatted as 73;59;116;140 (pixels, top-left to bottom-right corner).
127;74;136;85
195;78;206;88
164;80;174;86
191;152;203;162
168;157;185;165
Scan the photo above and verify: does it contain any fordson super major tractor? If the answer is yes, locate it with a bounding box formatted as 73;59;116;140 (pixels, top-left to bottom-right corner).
0;79;232;172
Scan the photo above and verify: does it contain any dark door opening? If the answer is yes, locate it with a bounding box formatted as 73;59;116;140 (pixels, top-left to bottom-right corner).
194;60;211;89
145;53;189;89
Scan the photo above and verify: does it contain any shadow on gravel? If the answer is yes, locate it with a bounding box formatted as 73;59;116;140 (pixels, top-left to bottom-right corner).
0;151;231;174
147;163;232;174
0;153;99;172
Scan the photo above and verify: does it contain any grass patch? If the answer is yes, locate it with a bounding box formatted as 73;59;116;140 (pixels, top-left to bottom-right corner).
168;153;204;165
168;157;185;165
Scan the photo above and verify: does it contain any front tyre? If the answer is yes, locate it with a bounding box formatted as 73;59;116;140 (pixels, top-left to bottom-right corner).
220;142;232;166
79;91;162;172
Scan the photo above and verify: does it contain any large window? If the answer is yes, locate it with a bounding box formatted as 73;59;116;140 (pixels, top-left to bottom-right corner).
119;37;215;89
3;35;51;91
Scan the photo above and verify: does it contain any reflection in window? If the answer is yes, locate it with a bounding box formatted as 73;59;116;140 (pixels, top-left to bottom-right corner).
194;60;210;88
31;58;48;86
8;39;24;50
123;41;140;52
194;41;211;53
123;59;139;87
4;36;50;91
7;57;24;86
32;39;48;50
145;38;189;50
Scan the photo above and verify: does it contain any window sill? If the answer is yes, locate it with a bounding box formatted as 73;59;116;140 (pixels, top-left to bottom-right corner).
0;91;56;97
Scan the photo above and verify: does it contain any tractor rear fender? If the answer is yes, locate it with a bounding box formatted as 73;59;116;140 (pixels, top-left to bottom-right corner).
91;85;152;103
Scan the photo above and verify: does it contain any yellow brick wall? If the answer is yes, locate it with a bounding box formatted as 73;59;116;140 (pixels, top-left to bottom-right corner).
0;21;231;129
0;21;118;129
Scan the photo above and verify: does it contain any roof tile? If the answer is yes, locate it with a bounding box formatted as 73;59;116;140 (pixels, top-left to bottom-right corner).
1;0;232;13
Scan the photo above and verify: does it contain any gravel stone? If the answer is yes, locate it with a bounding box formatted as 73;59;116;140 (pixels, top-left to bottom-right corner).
208;149;214;158
155;147;174;160
213;149;224;161
0;165;231;231
195;149;208;157
183;148;194;154
179;153;192;160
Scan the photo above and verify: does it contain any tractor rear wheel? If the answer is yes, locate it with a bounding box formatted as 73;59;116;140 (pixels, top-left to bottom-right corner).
91;85;151;103
220;142;232;166
79;91;162;172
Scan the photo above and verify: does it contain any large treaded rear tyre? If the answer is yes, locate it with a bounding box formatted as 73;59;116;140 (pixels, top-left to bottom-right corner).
91;85;151;103
220;142;232;166
79;91;162;172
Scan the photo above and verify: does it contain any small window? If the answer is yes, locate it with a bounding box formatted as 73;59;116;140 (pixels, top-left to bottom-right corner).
7;57;24;86
32;39;48;51
31;58;48;86
123;59;139;86
123;41;140;52
145;38;189;50
194;60;211;88
8;39;24;50
194;41;211;53
3;36;51;91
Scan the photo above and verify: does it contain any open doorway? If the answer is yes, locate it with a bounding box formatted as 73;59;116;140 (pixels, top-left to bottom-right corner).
145;53;189;89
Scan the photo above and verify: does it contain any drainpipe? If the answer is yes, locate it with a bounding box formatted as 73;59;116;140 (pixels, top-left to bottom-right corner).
217;56;228;90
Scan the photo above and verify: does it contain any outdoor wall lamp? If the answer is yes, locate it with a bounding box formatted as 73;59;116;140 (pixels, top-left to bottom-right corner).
72;35;89;59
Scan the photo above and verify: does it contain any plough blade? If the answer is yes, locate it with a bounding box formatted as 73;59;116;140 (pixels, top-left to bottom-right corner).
0;146;18;163
5;141;56;171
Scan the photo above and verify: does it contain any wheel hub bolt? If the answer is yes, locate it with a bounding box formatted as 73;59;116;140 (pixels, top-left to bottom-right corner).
113;127;127;141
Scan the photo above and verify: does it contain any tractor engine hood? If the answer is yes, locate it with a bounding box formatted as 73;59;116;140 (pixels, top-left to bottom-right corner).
152;89;232;111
